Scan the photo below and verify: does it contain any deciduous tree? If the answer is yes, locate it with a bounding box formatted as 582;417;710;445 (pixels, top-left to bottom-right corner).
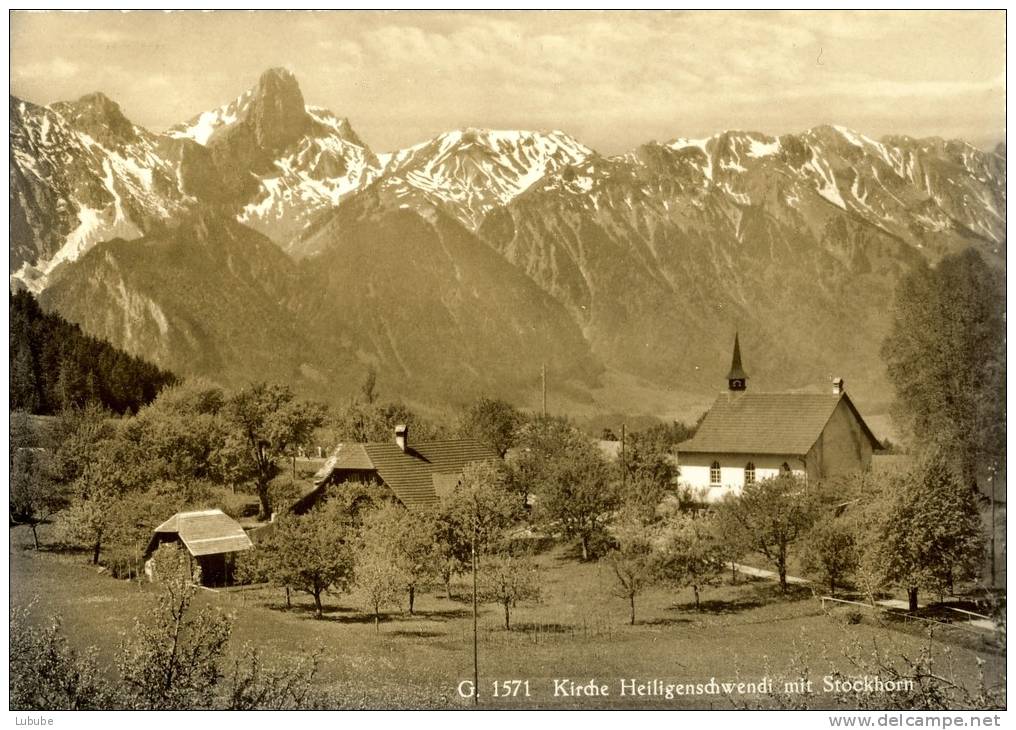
354;531;405;632
221;382;326;519
605;518;661;625
515;416;618;560
801;515;858;595
882;249;1005;489
360;504;438;614
10;448;65;550
254;501;355;619
866;451;985;611
714;474;815;592
478;553;540;630
117;544;232;709
657;510;727;610
459;397;525;458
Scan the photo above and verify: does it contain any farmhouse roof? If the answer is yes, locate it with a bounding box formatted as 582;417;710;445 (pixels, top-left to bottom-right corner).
677;392;881;457
148;509;253;557
314;439;496;508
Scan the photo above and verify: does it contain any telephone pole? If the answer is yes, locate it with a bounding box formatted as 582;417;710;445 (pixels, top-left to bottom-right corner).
541;363;547;418
471;491;479;705
990;466;997;588
620;423;626;491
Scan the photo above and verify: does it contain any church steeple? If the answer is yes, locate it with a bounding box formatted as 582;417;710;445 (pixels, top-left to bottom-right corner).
727;332;748;391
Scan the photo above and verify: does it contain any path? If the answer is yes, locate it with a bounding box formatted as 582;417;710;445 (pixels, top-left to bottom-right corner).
732;563;810;585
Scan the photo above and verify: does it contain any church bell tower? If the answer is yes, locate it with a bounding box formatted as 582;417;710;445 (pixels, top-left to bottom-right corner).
727;332;748;391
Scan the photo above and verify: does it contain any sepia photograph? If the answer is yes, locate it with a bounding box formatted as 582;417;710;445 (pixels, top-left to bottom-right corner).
6;8;1007;717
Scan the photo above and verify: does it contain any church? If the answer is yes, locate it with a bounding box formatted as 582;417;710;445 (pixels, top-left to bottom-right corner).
676;334;882;501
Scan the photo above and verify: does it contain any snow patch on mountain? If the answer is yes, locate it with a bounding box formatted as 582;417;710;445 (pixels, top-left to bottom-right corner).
747;137;780;158
375;128;593;229
167;89;253;144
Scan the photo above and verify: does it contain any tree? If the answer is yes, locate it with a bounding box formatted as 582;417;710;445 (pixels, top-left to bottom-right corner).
867;451;986;612
801;515;858;595
605;518;661;625
515;416;618;560
224;645;325;710
360;504;438;614
360;366;377;405
49;402;118;485
459;397;524;458
57;430;147;565
882;249;1005;490
221;382;327;519
11;332;40;413
623;422;689;488
129;379;229;484
714;474;815;592
10;448;65;549
657;510;727;610
255;501;355;619
441;460;522;554
13;549;326;710
117;544;232;709
430;460;522;599
10;603;108;710
354;532;405;632
711;506;750;584
478;554;540;630
328;399;447;445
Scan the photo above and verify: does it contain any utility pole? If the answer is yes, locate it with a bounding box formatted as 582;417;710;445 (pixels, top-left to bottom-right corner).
471;488;479;706
620;423;626;491
541;363;547;418
990;466;996;588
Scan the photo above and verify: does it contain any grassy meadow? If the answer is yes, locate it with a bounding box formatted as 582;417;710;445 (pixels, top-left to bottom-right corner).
10;524;1003;710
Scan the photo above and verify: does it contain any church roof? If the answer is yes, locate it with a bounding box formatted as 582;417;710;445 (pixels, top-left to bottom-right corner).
314;439;497;508
726;332;748;381
678;392;881;457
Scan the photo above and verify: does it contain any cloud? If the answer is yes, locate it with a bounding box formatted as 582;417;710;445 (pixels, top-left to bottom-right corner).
86;29;128;44
15;56;80;80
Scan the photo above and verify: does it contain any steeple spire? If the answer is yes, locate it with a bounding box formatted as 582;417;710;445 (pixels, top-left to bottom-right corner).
727;332;747;391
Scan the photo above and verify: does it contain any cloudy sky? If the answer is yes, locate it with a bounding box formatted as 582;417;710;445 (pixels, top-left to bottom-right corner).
9;10;1006;155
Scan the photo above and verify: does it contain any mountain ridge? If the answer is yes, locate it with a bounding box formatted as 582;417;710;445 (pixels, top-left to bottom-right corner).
10;68;1006;417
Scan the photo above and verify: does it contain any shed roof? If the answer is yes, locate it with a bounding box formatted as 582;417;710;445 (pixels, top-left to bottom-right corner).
678;392;881;457
314;439;496;508
148;509;253;557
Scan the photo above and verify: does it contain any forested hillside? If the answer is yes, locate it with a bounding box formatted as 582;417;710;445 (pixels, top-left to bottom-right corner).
10;290;177;414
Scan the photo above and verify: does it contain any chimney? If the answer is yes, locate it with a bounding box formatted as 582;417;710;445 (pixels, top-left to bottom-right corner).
395;424;408;452
832;377;845;395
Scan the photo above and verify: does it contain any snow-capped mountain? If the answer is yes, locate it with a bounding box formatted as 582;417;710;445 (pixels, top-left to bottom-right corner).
167;88;255;145
469;126;1005;398
166;67;384;247
10;94;201;292
658;126;1005;252
10;67;1006;411
378;128;591;228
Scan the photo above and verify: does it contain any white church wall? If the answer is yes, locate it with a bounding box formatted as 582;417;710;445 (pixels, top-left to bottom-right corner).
678;453;807;502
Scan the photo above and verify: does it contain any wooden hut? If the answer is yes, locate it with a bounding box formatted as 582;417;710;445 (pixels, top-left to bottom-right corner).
145;509;253;586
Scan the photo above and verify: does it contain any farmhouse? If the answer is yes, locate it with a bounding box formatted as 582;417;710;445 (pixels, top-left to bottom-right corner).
677;334;881;501
145;508;253;586
304;425;497;511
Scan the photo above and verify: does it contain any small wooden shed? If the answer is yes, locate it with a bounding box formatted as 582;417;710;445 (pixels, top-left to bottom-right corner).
145;509;253;586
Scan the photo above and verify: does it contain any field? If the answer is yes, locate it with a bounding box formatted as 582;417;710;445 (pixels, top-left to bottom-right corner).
10;525;1003;710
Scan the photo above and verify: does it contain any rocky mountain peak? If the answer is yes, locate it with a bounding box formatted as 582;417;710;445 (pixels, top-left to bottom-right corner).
247;66;310;153
51;91;138;146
